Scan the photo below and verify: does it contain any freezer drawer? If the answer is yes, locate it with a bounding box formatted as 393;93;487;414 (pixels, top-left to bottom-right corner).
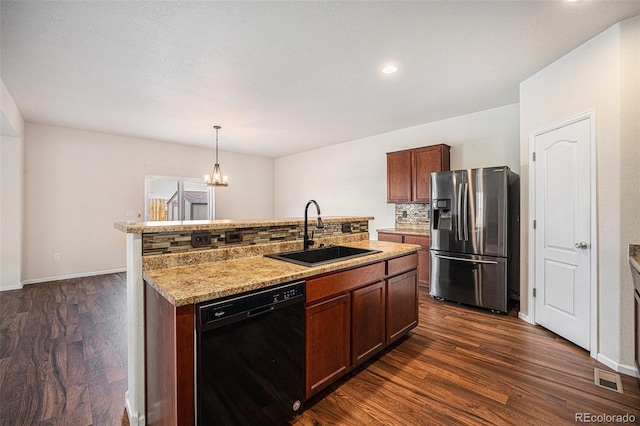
430;251;509;312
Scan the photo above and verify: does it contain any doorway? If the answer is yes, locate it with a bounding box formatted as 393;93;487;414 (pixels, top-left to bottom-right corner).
528;110;597;357
144;175;215;221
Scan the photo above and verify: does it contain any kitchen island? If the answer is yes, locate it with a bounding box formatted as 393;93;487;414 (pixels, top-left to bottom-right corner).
115;217;420;425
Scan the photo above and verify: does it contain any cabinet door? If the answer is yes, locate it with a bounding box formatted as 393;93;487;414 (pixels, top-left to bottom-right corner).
387;150;412;203
305;293;351;399
352;281;386;367
412;146;445;203
404;235;430;287
386;270;418;344
415;249;429;287
378;232;404;243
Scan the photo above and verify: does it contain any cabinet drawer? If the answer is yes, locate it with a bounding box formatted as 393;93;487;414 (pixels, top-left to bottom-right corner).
387;253;418;277
403;235;429;247
307;262;386;304
378;232;403;243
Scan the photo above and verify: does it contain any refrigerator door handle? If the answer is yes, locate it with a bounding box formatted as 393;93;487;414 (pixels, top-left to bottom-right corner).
457;183;463;241
463;182;469;241
435;254;499;265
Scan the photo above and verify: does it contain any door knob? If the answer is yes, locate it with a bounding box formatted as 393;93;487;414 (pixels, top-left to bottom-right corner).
575;241;588;250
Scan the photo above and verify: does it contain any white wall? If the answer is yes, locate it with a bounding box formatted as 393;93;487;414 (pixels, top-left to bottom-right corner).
519;17;640;374
0;136;24;289
619;17;640;373
1;78;25;290
274;104;520;235
22;123;274;283
213;150;274;220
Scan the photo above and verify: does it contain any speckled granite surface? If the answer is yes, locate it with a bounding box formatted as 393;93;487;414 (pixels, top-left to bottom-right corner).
143;240;419;307
377;226;430;237
115;216;374;234
630;244;640;274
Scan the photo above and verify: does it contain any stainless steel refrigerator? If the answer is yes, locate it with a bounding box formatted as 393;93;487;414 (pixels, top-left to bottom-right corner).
430;166;519;313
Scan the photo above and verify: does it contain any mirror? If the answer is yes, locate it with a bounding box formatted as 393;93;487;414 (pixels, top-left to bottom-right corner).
144;175;215;221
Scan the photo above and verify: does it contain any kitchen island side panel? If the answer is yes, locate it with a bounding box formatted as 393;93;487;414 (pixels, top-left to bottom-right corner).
145;281;195;426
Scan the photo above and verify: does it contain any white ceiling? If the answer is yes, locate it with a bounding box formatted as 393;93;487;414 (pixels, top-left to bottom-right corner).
2;1;639;158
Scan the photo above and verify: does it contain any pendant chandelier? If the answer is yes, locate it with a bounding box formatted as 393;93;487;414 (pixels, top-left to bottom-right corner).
204;125;229;187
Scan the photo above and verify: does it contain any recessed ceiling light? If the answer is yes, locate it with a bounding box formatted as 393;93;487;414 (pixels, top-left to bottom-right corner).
382;65;398;74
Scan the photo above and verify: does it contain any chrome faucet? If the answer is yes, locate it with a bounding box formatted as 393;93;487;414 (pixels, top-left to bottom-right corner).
304;200;324;250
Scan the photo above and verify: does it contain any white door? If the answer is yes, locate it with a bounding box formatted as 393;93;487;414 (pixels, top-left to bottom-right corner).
533;116;592;350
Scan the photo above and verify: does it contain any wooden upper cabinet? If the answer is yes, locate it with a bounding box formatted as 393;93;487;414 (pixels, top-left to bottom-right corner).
412;146;450;202
387;144;451;203
387;150;413;203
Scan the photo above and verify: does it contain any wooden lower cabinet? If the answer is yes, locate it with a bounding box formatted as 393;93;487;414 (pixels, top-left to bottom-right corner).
404;235;429;289
379;232;430;288
386;270;418;344
305;254;419;400
305;293;351;400
351;281;386;366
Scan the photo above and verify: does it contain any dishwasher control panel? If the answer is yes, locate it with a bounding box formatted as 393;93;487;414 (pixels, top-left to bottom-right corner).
197;280;305;326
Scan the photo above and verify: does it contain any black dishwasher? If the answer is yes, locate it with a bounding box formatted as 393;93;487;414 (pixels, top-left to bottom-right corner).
196;280;305;425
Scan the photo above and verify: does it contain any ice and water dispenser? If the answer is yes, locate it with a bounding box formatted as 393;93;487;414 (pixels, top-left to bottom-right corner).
432;199;452;231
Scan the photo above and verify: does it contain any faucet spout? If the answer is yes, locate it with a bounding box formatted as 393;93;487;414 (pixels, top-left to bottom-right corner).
304;200;322;251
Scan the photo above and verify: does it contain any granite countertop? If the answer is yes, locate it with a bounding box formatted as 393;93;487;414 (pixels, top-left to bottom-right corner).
377;226;430;237
630;244;640;274
144;240;420;307
115;216;373;234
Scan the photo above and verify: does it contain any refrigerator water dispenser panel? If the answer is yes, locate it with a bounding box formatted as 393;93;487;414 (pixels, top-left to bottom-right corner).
432;199;452;231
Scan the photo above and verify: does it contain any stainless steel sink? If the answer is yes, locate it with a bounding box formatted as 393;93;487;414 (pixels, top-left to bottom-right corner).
265;245;381;267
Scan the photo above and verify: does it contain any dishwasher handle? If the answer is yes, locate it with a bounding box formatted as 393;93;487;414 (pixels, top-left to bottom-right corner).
248;304;275;317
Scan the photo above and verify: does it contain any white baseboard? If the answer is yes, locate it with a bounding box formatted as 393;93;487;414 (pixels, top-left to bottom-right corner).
0;282;24;291
597;353;640;378
125;391;145;425
21;268;126;286
518;311;533;324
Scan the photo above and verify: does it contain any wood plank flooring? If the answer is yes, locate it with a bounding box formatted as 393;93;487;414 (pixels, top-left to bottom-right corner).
1;275;639;425
294;288;640;425
0;273;128;425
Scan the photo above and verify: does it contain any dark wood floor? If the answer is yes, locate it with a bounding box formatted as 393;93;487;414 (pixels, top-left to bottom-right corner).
0;273;128;425
295;288;640;425
2;275;639;425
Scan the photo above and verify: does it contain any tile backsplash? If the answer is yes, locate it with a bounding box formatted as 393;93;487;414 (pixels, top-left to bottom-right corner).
142;220;369;256
395;203;430;226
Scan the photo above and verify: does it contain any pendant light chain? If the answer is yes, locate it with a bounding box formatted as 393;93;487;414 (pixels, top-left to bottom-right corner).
205;125;229;187
214;125;220;165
